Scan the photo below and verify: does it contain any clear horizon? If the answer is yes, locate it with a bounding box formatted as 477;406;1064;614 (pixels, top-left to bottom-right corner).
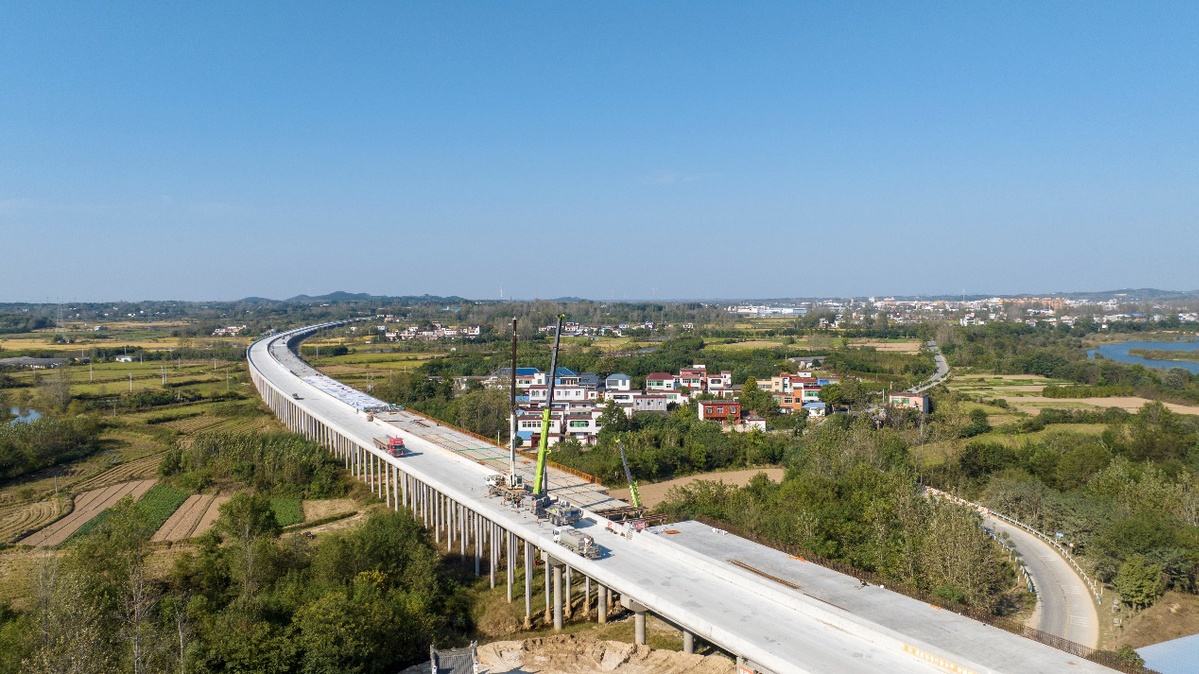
2;3;1197;302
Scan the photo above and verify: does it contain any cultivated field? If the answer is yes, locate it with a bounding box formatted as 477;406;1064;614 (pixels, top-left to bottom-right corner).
1007;396;1199;416
152;494;229;542
0;499;66;543
18;479;156;547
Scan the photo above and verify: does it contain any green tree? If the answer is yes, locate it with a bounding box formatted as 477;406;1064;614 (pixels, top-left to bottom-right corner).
1114;556;1164;610
216;493;281;598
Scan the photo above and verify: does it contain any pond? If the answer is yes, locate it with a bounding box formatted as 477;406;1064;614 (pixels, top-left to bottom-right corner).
1087;339;1199;374
8;406;43;426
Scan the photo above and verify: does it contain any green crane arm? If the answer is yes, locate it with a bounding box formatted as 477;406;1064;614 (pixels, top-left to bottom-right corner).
533;314;565;496
619;440;642;509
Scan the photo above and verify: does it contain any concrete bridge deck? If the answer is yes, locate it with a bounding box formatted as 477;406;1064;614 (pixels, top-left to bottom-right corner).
250;323;1120;674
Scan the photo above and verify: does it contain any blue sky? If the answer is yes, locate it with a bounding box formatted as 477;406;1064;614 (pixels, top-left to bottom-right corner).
1;2;1196;301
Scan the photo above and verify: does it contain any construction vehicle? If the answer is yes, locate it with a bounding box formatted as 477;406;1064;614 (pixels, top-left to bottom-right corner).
373;436;406;457
544;501;582;527
485;473;528;507
554;527;601;559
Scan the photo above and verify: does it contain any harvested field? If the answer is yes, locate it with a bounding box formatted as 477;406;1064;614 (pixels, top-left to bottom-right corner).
153;494;216;542
849;339;922;353
1008;396;1199;416
609;468;785;509
191;495;230;539
74;452;164;492
302;498;357;522
0;499;65;543
18;479;156;547
478;635;733;674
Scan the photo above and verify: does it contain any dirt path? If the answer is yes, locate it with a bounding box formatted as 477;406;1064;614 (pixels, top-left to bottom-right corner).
609;468;785;509
19;479;156;547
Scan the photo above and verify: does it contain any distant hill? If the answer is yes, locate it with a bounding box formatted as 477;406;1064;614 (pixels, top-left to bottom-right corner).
275;292;470;306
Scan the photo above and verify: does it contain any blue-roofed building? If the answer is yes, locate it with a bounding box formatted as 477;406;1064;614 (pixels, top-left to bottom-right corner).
533;367;580;387
578;372;603;390
803;401;827;418
493;366;541;378
605;373;633;392
1138;633;1199;674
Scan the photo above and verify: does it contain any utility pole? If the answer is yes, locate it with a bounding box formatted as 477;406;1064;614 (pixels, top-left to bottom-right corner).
128;373;133;393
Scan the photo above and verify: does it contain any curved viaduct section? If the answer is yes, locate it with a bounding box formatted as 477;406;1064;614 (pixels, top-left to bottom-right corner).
249;324;1118;674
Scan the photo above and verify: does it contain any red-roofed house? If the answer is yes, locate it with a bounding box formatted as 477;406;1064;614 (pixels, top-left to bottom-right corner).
645;373;678;391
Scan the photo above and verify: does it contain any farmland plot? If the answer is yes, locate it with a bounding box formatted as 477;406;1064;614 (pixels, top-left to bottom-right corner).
18;479;156;547
152;494;215;542
191;495;229;538
0;499;65;543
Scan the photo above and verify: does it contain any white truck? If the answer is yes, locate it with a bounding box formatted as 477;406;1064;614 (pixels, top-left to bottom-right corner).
553;527;601;559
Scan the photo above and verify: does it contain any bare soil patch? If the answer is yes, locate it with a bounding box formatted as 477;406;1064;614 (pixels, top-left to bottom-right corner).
609;468;785;509
302;498;357;522
1117;591;1199;648
479;635;733;674
1009;396;1199;416
190;495;230;539
298;509;368;536
849;339;922;353
152;494;215;542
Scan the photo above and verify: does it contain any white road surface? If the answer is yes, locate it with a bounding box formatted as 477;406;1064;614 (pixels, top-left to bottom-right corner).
986;516;1100;648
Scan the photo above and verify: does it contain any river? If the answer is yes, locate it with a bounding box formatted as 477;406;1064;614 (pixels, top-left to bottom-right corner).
1087;339;1199;374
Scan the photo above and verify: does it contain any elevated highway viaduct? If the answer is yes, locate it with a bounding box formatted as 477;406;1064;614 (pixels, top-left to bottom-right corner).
249;323;1120;674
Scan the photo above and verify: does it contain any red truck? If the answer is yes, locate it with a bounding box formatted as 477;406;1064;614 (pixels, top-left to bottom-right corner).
373;436;406;457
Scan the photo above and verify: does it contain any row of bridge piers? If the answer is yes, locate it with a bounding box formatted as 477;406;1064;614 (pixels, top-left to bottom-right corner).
255;369;699;653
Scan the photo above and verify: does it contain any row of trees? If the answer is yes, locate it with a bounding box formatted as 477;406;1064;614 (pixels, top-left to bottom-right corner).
0;415;103;482
160;431;349;498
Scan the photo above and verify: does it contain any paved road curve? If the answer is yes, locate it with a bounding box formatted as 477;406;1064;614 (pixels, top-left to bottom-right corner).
986;516;1101;648
912;341;950;393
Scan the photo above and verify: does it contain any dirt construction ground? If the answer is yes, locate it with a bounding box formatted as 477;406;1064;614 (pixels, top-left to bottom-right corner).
479;636;733;674
609;468;785;509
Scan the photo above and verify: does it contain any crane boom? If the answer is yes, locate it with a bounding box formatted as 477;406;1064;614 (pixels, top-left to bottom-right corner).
533;314;565;496
619;440;641;509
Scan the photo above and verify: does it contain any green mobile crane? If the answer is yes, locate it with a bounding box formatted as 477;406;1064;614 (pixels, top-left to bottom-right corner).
619;440;642;509
532;314;565;497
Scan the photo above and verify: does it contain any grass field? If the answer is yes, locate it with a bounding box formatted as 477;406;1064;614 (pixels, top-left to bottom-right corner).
270;498;305;527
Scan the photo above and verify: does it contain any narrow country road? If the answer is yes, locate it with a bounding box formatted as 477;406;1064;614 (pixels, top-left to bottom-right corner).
985;516;1100;648
913;341;950;393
